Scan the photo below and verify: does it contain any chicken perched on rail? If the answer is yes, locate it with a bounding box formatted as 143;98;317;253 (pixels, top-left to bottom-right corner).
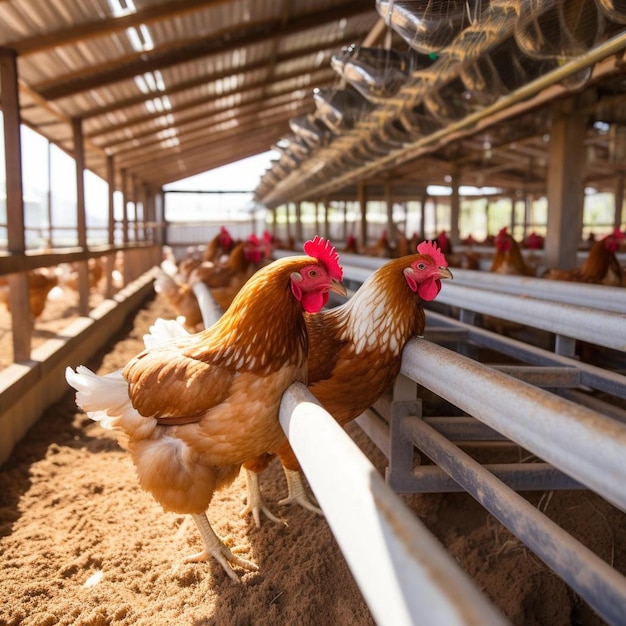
344;234;359;254
59;257;104;293
543;228;624;286
0;269;59;321
153;269;204;331
202;226;235;264
193;234;268;311
65;237;345;580
489;227;535;276
240;241;452;525
436;230;480;270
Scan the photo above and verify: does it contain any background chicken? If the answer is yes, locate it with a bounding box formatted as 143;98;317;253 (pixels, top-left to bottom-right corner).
202;226;235;264
435;230;480;270
153;269;204;331
0;269;59;321
192;234;268;311
65;237;345;580
543;228;624;285
489;227;535;276
241;241;452;525
59;257;104;293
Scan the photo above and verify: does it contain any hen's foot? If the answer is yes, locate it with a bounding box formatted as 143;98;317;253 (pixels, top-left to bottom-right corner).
240;469;285;528
188;513;258;581
278;468;323;515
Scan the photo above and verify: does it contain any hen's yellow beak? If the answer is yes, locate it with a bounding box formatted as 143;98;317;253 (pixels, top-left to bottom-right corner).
329;278;347;297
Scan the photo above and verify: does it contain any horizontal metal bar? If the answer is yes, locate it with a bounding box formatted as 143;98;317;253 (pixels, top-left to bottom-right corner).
401;339;626;513
280;383;508;626
354;408;391;458
191;280;223;327
423;327;470;343
404;416;626;626
403;462;584;493
438;283;626;351
557;389;626;426
425;310;626;400
490;365;581;388
424;417;509;441
449;267;626;314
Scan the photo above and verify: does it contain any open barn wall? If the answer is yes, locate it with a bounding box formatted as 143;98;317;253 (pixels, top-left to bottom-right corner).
0;267;157;465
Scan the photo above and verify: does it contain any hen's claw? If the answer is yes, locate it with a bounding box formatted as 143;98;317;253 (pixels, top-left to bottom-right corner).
189;513;258;581
241;469;285;527
278;468;323;515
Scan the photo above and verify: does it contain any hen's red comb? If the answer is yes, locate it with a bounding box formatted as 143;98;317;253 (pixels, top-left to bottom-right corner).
303;236;343;280
417;240;448;267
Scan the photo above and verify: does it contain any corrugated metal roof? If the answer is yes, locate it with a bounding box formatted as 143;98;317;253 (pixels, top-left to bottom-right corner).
1;0;625;205
0;0;378;192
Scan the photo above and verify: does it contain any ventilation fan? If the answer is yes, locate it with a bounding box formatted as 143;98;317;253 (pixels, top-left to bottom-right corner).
514;0;605;90
313;87;374;131
376;0;485;54
331;45;413;102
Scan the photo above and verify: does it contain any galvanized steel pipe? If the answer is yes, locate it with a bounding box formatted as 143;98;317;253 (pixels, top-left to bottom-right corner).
401;339;626;513
405;416;626;626
280;382;509;626
437;283;626;350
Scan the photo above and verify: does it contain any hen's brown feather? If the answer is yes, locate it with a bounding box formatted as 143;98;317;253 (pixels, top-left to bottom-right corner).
248;253;440;476
544;237;623;285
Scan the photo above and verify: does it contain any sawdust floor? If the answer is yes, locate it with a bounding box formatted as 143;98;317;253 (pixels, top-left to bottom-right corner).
1;294;624;625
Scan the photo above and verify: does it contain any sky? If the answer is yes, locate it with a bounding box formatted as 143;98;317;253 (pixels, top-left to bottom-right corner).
163;151;276;192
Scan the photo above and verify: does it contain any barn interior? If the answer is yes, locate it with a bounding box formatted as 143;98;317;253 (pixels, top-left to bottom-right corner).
1;1;626;624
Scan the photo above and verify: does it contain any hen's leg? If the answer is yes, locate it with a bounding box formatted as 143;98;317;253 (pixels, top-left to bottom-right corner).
186;513;258;581
278;468;323;515
240;469;284;527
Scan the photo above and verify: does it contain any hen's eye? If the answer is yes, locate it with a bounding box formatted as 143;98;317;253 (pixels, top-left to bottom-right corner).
417;263;426;270
308;269;318;278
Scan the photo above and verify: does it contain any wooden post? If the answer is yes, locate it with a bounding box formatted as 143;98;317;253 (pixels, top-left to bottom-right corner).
614;171;624;230
385;180;396;248
46;142;53;247
103;155;116;299
545;101;587;269
450;166;460;246
358;181;368;250
323;198;330;240
420;192;427;239
72;118;90;316
1;48;30;361
285;203;292;242
509;196;516;236
295;201;303;243
121;168;129;244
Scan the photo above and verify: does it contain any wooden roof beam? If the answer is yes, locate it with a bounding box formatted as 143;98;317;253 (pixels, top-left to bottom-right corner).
34;1;374;100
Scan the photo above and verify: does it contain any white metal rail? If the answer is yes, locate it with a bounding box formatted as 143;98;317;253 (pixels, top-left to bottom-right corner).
190;276;511;624
280;383;509;626
191;256;626;624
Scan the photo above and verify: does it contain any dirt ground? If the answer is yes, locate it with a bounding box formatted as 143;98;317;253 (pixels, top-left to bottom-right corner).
1;292;625;625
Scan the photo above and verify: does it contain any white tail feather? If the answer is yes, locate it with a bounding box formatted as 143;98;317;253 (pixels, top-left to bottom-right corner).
143;318;190;349
65;365;156;439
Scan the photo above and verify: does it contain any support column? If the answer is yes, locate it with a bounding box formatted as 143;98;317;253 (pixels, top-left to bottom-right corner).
545;101;587;268
450;166;460;246
323;198;330;240
358;181;368;250
72;117;90;316
614;171;624;230
1;47;30;361
420;192;427;239
509;196;516;236
285;203;292;242
295;201;303;243
385;180;396;247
